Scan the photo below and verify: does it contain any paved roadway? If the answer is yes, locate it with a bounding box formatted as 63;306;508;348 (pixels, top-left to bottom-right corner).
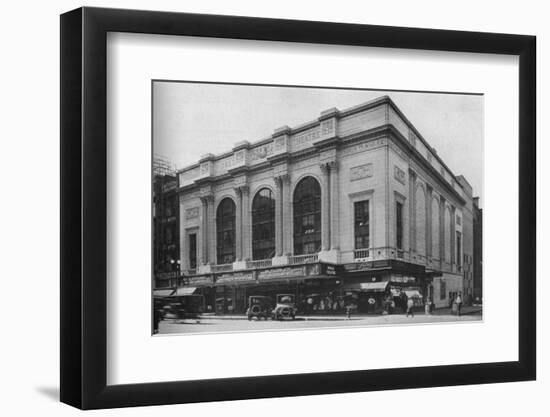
157;312;482;335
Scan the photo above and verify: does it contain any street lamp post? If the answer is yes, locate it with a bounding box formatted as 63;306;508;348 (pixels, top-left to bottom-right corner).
170;259;181;288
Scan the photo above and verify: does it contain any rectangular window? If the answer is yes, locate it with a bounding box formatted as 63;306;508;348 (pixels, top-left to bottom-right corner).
188;233;197;269
354;200;369;249
303;242;317;254
396;201;403;250
456;231;462;267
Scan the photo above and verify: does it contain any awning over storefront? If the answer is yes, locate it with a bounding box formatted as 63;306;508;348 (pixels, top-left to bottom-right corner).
153;289;175;297
174;287;197;296
344;281;389;292
404;290;423;298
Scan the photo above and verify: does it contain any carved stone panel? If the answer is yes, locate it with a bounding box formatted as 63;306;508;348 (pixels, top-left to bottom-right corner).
350;163;373;181
185;207;200;219
394;165;406;185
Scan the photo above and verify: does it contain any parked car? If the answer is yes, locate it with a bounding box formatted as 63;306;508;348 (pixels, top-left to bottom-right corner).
246;296;273;320
272;294;297;320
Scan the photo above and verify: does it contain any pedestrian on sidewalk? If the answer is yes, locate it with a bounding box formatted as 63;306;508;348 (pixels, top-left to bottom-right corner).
425;297;432;315
346;305;352;320
406;297;414;317
456;292;463;317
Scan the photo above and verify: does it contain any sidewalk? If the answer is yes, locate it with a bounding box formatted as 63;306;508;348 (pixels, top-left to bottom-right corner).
196;305;482;321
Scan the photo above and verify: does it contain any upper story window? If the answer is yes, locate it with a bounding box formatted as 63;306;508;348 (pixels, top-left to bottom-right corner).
293;177;321;255
252;188;276;260
396;200;404;250
456;231;462;267
354;200;370;249
216;198;236;264
188;233;197;269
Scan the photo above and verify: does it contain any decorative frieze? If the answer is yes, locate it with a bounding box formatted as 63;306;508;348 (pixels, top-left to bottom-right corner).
292;127;320;150
200;162;210;175
350;163;373;181
249;143;274;161
321;119;335;135
341;138;386;157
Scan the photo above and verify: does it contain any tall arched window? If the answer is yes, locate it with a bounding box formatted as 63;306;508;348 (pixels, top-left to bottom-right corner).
293;177;321;255
216;198;236;264
252;188;276;260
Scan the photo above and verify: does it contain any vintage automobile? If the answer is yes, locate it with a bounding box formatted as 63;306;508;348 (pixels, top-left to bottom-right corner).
272;294;297;320
246;295;273;320
155;293;205;320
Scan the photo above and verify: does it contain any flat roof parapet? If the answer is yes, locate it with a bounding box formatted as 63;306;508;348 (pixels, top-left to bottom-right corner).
199;153;215;162
273;125;291;136
319;107;340;121
233;140;251;151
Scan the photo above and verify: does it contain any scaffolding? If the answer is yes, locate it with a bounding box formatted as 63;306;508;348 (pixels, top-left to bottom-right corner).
153;154;176;177
153;155;179;284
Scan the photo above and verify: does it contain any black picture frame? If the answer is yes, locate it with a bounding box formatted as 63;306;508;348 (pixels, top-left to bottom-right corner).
60;6;536;410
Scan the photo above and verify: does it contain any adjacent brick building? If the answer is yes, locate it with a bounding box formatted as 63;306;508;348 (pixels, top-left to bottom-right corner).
165;96;480;313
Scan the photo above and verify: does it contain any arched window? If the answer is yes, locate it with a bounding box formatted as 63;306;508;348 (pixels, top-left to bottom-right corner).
252;188;276;260
293;177;321;255
216;198;236;264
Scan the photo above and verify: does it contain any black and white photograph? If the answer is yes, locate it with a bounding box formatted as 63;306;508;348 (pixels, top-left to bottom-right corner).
152;82;484;335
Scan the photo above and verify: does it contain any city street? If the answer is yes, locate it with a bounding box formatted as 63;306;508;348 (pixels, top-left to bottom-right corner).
157;310;482;335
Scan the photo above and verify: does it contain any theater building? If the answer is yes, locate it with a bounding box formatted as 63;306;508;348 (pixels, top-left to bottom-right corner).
165;96;477;314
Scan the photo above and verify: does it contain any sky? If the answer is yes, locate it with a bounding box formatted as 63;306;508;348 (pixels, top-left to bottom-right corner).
153;82;483;204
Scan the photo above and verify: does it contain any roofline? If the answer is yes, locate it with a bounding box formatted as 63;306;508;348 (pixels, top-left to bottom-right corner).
175;94;469;190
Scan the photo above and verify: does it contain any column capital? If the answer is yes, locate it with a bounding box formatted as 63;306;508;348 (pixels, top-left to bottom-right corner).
199;194;214;205
274;173;290;188
238;184;249;196
319;162;331;174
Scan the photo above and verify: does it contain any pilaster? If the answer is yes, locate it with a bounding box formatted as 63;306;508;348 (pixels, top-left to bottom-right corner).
409;169;417;253
198;193;214;273
329;160;340;251
240;185;251;261
234;187;243;261
320;163;331;252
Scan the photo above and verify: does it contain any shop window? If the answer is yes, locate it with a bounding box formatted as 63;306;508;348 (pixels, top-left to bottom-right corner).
216;198;236;264
440;279;446;300
354;200;370;249
252;188;276;260
293;177;321;255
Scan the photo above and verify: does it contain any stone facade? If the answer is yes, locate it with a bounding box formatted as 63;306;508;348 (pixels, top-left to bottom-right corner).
168;96;477;312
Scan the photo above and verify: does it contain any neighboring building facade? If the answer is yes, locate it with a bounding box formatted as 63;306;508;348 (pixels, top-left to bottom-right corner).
153;158;180;286
168;96;479;313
